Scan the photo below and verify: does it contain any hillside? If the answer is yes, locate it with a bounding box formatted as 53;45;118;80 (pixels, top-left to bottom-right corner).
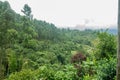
0;1;117;80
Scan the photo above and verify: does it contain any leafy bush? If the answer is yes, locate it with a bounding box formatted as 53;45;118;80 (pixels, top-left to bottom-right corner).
95;58;116;80
96;31;116;59
36;65;55;80
7;69;37;80
54;65;78;80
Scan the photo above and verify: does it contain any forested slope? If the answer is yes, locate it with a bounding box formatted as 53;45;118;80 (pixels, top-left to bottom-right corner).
0;1;117;80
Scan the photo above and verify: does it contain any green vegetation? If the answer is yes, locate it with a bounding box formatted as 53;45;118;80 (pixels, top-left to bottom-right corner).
0;1;117;80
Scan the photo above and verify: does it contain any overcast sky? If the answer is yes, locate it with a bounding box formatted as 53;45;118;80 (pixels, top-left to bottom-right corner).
1;0;118;28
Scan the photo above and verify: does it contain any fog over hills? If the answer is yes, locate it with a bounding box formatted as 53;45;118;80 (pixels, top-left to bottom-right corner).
59;24;117;34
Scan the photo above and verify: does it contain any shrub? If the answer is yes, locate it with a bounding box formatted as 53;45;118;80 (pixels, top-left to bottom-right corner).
7;69;36;80
71;52;86;63
95;58;116;80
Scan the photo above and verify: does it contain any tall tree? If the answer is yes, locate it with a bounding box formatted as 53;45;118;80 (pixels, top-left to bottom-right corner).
21;4;32;19
117;0;120;79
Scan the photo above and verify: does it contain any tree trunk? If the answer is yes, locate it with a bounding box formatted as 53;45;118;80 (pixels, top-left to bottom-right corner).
117;0;120;80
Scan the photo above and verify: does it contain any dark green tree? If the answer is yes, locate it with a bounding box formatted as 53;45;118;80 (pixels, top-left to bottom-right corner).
21;4;32;19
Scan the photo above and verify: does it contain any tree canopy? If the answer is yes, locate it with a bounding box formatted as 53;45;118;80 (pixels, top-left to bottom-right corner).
0;1;117;80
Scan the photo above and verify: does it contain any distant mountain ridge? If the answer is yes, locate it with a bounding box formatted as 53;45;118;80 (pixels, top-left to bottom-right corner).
107;28;117;35
60;25;118;35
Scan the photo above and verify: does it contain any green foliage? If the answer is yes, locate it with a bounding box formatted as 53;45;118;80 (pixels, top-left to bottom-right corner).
94;58;116;80
74;57;116;80
27;39;39;50
7;65;78;80
82;59;96;76
0;1;117;80
95;31;116;59
0;1;16;79
6;49;17;74
54;65;77;80
36;65;55;80
7;69;36;80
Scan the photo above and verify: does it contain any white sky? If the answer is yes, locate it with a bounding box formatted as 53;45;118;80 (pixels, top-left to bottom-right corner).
1;0;118;28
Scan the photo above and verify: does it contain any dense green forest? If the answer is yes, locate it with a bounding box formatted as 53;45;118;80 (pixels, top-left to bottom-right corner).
0;1;117;80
